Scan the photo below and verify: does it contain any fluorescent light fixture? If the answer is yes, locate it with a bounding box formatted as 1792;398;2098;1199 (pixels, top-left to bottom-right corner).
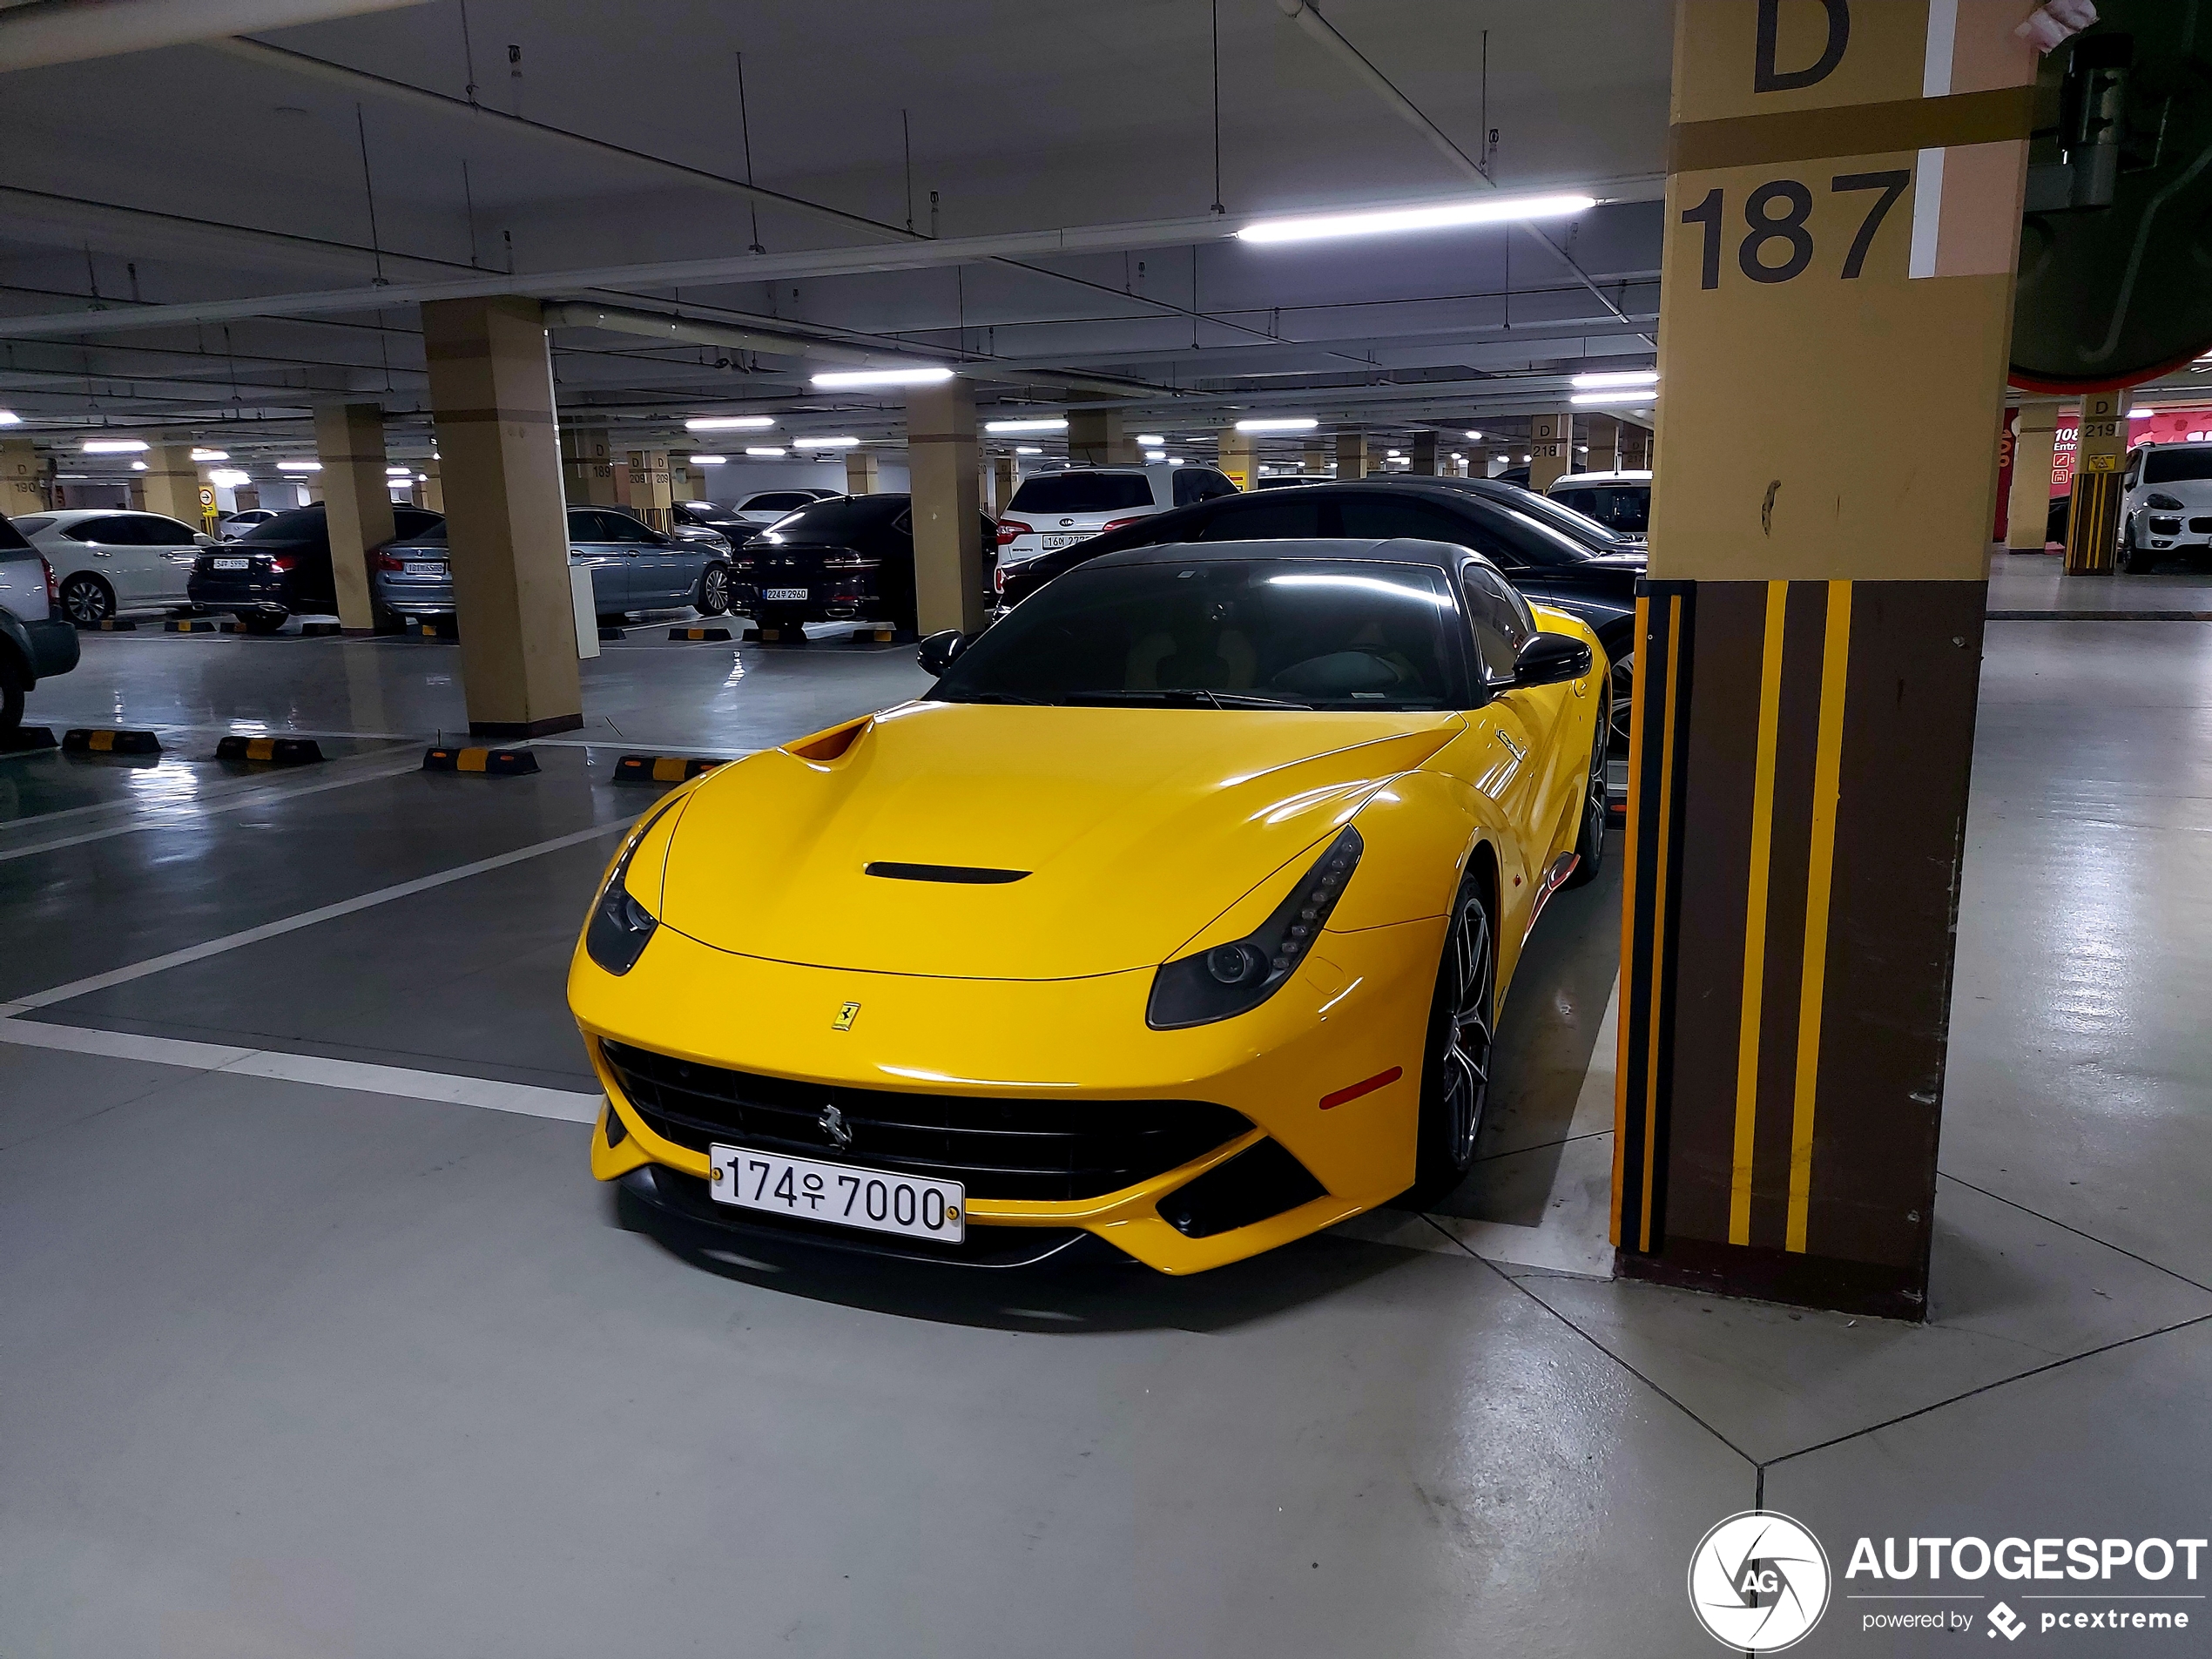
1572;369;1659;388
386;465;413;476
277;460;322;472
687;454;728;465
1386;450;1406;459
1238;192;1595;246
0;409;21;426
55;472;89;480
1144;449;1167;461
191;447;228;462
2128;408;2154;418
1235;416;1319;433
1465;429;1483;441
790;435;860;448
208;469;250;488
745;447;786;457
415;473;428;482
984;417;1067;433
809;367;954;388
1015;445;1043;455
82;438;148;454
1570;390;1653;405
1136;434;1166;446
685;415;776;431
1164;455;1183;464
131;461;148;471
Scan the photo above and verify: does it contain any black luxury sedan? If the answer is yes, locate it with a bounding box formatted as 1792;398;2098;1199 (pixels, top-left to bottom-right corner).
996;475;1644;742
187;503;447;631
746;493;997;636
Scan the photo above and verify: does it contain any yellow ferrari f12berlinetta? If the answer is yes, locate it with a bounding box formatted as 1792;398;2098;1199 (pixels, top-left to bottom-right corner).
570;536;1609;1274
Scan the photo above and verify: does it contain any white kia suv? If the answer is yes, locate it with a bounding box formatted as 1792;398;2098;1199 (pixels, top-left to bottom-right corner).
993;462;1238;597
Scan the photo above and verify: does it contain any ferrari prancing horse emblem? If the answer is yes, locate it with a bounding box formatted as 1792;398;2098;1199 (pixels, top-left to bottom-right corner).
833;1001;861;1032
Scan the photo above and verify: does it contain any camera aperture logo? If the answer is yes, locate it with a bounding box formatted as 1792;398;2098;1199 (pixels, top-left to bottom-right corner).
1689;1510;1832;1652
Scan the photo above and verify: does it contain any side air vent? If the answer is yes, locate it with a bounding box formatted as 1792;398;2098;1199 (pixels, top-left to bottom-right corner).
864;861;1029;885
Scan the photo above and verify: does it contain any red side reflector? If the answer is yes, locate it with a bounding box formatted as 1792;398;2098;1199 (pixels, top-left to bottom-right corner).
1319;1066;1403;1111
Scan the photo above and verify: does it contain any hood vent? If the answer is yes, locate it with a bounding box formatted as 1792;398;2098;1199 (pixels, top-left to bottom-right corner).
864;861;1029;885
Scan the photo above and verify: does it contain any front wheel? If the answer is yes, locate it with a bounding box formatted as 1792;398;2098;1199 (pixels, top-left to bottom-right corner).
1608;644;1634;749
2119;526;2156;574
1409;867;1497;1202
1563;680;1612;888
59;573;113;624
696;562;732;617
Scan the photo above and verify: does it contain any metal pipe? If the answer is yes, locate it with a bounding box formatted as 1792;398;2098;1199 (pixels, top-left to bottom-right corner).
0;0;433;72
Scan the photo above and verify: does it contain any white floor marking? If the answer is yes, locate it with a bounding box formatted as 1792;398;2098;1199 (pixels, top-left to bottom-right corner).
6;819;630;1011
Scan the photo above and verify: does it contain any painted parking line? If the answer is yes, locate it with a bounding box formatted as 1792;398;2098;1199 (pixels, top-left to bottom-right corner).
0;1018;602;1123
2;819;631;1013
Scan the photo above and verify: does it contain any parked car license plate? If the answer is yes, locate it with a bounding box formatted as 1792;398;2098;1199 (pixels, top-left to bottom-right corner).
707;1142;965;1242
404;561;446;576
762;586;808;602
212;558;248;570
1042;534;1082;550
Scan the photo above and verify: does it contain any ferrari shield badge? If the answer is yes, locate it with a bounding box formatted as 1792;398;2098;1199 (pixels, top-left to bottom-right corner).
832;1001;861;1032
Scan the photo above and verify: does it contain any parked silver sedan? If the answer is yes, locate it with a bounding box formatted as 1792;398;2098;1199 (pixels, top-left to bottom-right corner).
372;506;734;624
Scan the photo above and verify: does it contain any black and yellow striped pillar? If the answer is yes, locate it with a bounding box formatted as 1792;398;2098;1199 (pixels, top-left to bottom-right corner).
1613;0;2038;1319
2066;389;2126;574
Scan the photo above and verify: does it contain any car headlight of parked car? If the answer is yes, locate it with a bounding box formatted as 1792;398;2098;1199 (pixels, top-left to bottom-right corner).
2144;492;2187;511
1146;826;1363;1029
584;801;680;975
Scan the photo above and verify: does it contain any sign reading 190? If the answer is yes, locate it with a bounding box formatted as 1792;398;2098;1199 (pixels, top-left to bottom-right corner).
1680;170;1909;288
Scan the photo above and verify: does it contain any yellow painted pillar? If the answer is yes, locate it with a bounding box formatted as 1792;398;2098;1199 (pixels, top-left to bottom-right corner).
626;449;672;529
1;439;44;516
1334;429;1368;481
1067;406;1136;467
1528;411;1574;491
312;403;395;634
990;455;1019;516
906;378;985;635
1303;440;1329;476
421;295;583;737
1615;0;2036;1318
419;462;444;514
1216;428;1257;491
845;450;881;496
2006;404;2059;552
140;442;201;525
2065;389;2125;574
560;425;620;508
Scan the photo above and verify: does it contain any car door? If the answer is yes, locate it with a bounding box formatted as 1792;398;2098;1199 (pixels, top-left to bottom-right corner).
131;513;206;604
58;515;149;603
634;519;702;607
567;509;633;613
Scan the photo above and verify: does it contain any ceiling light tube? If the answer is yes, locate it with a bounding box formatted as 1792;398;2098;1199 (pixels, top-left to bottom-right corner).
1465;429;1484;441
984;417;1067;433
207;469;250;488
0;409;21;426
82;438;148;453
1238;192;1596;246
688;453;728;464
276;460;322;472
1136;434;1166;446
685;415;777;431
191;447;228;462
1571;369;1660;388
809;367;954;388
1235;416;1319;433
790;435;860;448
386;465;413;476
1015;446;1043;455
745;447;786;457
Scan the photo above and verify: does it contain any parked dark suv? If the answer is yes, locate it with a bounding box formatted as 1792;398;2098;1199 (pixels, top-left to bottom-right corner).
0;515;78;737
998;475;1645;742
186;503;446;631
749;493;998;636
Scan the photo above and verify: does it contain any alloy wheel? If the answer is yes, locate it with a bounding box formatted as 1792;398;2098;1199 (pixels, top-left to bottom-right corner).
60;575;111;624
1609;650;1634;747
1436;887;1496;1167
700;566;732;615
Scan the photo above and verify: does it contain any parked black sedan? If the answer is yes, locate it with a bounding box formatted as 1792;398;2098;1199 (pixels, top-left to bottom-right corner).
997;475;1644;742
186;504;446;631
747;493;997;636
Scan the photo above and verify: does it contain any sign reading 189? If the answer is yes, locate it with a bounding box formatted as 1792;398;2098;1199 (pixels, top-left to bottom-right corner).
1680;171;1910;288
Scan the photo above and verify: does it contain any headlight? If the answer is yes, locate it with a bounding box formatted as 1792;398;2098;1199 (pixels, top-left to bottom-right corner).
584;800;679;975
1146;826;1363;1029
2145;492;2187;510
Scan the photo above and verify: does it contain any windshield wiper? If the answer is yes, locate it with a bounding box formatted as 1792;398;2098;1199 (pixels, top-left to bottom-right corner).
945;691;1053;705
1061;689;1314;711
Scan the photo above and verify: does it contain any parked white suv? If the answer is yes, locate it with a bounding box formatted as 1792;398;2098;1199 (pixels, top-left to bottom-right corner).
994;462;1239;596
729;489;841;533
0;517;79;737
1545;469;1650;540
14;508;219;622
2120;442;2212;572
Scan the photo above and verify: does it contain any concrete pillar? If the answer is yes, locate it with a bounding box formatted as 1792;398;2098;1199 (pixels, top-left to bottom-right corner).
1;439;44;516
1584;415;1621;472
1303;441;1329;476
2006;404;2059;552
421;295;583;738
141;442;202;526
1067;405;1137;467
1216;428;1257;492
1528;410;1573;492
990;455;1019;516
845;450;881;496
2066;388;2125;574
420;462;444;514
1334;428;1368;481
313;403;396;634
1614;0;2036;1318
906;378;985;636
127;477;146;511
560;425;620;507
625;449;672;529
1410;431;1439;476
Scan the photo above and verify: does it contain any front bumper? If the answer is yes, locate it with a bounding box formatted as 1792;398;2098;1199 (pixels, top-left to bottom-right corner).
570;913;1443;1274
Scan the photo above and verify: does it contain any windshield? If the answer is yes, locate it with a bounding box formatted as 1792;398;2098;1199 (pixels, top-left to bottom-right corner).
1550;482;1650;534
758;496;904;541
1008;472;1154;514
1498;487;1630;548
2141;447;2212;484
932;556;1466;711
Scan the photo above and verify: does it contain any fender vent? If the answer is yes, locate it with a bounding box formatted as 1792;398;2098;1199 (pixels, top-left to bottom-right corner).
864;861;1028;884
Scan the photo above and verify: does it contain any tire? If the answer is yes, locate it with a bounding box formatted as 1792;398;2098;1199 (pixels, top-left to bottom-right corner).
1409;863;1498;1202
2119;528;2155;574
1606;640;1634;750
696;563;732;617
0;652;24;738
1563;679;1612;888
236;612;287;635
58;572;113;625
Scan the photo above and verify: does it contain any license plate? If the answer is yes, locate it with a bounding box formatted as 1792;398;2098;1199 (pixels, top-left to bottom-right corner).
404;561;446;576
762;586;808;602
1042;534;1083;550
707;1143;966;1243
212;558;248;570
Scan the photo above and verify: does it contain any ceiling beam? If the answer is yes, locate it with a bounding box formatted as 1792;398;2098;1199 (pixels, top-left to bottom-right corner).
0;0;432;71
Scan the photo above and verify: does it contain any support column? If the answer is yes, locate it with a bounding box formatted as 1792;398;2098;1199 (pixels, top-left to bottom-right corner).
1303;440;1329;477
1585;415;1621;472
2006;403;2059;552
141;442;202;525
1216;427;1257;492
845;450;881;496
907;378;984;636
626;448;672;529
1410;431;1439;476
560;425;620;507
313;403;395;634
1334;428;1368;481
2;439;45;516
1528;410;1573;491
1615;0;2035;1319
2065;389;2125;573
1067;405;1136;467
419;462;444;514
422;295;583;738
990;455;1019;516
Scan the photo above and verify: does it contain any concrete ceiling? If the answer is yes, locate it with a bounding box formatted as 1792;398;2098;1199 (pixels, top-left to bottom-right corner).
0;0;1672;476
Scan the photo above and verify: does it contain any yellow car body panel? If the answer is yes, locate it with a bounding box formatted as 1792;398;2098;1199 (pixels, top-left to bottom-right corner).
569;600;1607;1274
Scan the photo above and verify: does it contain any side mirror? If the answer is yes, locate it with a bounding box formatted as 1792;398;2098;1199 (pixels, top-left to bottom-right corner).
916;629;970;677
1507;632;1592;690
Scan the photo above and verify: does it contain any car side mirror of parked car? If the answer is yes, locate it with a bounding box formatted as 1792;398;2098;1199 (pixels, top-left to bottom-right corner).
1507;632;1592;690
916;629;970;677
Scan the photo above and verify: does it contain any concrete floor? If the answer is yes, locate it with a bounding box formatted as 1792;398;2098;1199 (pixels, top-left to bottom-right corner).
3;621;2208;1656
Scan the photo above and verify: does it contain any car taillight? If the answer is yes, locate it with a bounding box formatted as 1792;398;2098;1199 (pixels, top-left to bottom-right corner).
266;555;298;573
370;552;403;572
996;518;1032;547
1098;516;1147;534
41;556;57;604
732;556;755;571
819;554;875;570
994;564;1007;593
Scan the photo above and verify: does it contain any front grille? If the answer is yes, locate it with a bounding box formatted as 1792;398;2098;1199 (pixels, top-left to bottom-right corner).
603;1041;1250;1203
2189;516;2212;535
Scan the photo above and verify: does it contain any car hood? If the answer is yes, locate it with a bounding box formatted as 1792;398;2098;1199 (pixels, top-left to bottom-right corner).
654;701;1463;979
